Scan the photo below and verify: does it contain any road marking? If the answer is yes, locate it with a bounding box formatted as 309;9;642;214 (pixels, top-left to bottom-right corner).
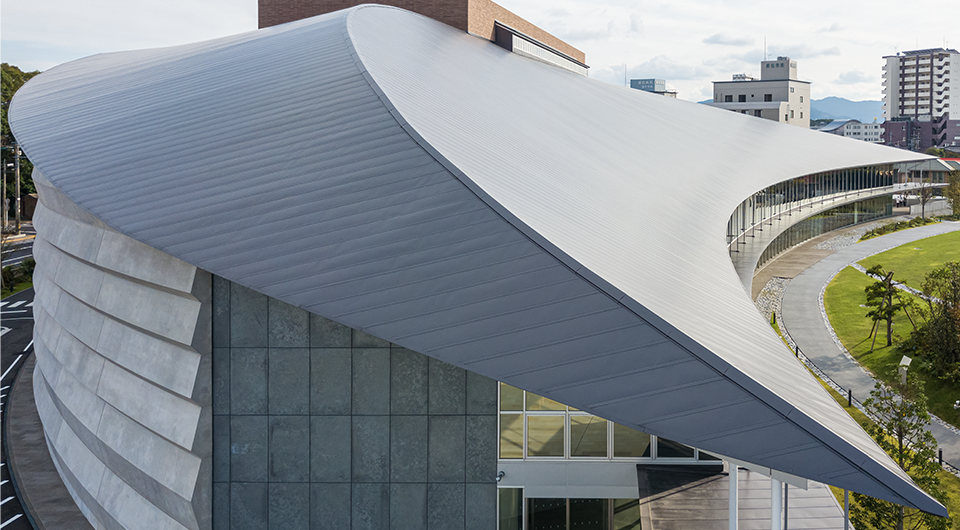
0;328;8;337
0;480;6;486
1;355;22;381
0;497;13;505
1;514;23;528
23;340;33;352
7;301;24;308
0;311;27;314
26;302;33;307
0;302;6;307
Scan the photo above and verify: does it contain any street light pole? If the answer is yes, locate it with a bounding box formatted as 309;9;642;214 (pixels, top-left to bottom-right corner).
14;144;21;234
2;155;7;230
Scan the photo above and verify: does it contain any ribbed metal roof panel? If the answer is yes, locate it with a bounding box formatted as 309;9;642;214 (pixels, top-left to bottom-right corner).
9;5;942;516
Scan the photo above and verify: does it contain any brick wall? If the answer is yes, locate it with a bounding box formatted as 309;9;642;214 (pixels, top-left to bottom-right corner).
257;0;585;64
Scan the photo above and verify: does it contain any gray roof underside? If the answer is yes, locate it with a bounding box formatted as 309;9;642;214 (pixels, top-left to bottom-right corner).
9;5;942;515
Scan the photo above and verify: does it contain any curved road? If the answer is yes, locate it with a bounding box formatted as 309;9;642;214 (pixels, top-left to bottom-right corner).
781;221;960;467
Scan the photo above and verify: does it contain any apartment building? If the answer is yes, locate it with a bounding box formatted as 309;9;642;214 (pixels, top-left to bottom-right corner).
882;48;960;150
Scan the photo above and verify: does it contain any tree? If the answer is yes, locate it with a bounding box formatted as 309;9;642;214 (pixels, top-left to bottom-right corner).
916;175;936;219
865;265;914;351
910;261;960;382
943;170;960;217
850;373;951;530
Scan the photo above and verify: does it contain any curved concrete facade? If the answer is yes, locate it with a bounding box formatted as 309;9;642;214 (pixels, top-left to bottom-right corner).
30;168;212;530
10;4;946;522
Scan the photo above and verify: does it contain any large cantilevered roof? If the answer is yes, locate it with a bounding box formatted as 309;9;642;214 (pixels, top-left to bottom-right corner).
10;5;942;515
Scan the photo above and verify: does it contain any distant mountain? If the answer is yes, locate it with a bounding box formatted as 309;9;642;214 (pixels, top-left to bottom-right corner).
810;97;883;123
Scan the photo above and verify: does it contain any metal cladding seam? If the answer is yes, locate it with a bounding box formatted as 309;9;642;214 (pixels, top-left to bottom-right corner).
9;4;944;516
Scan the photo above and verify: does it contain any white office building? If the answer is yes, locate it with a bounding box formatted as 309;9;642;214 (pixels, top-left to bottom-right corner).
709;57;811;128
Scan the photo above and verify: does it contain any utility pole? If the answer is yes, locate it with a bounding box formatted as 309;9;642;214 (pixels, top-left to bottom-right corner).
2;152;7;230
14;144;21;234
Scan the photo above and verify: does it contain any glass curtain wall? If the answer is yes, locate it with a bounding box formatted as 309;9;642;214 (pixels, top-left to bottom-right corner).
756;196;893;268
727;164;896;250
499;383;719;462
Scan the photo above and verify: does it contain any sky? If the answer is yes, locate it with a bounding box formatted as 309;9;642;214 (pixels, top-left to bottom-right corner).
2;0;956;103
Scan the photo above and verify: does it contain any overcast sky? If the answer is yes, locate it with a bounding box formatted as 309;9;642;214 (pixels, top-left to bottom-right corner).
2;0;956;103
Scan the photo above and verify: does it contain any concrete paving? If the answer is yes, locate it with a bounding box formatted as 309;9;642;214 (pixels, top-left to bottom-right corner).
776;221;960;468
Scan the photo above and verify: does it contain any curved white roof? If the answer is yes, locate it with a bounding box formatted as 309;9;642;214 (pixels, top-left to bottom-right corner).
10;5;942;515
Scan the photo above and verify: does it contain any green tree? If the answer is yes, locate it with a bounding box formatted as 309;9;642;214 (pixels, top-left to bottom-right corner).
2;63;40;223
851;373;951;530
865;265;914;350
943;170;960;217
910;261;960;382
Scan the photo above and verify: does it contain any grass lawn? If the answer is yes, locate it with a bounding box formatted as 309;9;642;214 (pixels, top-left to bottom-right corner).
824;266;960;428
1;280;32;299
858;231;960;288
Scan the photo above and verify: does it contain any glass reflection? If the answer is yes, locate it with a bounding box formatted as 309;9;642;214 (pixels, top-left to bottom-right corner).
527;416;565;457
613;424;651;458
570;416;607;457
500;414;523;459
657;438;695;458
500;383;523;411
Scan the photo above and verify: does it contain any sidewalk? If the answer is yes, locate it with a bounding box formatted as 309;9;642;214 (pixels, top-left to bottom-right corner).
772;221;960;467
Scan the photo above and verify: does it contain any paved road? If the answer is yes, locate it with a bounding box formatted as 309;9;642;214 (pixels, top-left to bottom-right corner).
2;224;36;268
781;221;960;467
1;287;35;530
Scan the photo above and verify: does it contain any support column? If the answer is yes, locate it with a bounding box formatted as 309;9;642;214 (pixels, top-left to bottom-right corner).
729;464;738;530
771;477;782;530
844;490;849;530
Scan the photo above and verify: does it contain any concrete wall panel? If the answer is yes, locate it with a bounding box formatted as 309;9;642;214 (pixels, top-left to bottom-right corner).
31;187;212;530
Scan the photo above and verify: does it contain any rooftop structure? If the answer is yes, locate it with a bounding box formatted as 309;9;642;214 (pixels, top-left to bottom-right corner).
8;5;941;529
629;78;678;98
709;56;811;128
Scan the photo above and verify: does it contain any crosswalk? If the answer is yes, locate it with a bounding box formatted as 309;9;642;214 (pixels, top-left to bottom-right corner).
0;302;32;309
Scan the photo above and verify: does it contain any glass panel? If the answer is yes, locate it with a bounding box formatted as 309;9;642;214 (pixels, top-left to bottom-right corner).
499;414;523;459
570;498;608;529
526;392;566;411
613;424;651;457
570;416;607;457
698;450;721;461
529;498;566;530
500;383;523;411
612;499;642;530
527;416;565;457
498;488;523;530
657;438;695;458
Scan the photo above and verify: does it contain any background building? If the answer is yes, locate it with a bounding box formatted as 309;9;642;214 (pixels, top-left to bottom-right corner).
882;48;960;150
815;119;884;143
629;78;678;97
709;56;811;128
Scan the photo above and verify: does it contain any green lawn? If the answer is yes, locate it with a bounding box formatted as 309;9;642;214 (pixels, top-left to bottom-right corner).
825;266;960;428
1;280;32;299
859;231;960;288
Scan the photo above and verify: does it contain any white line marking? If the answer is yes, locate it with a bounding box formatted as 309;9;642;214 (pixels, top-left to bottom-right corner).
7;301;24;308
25;302;33;307
0;480;6;486
0;310;27;314
0;328;9;337
0;497;13;505
1;514;23;528
23;340;33;352
1;386;8;390
1;355;23;381
0;302;6;307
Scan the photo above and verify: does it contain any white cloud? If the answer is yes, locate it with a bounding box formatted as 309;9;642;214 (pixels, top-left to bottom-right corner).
836;71;875;84
703;33;753;46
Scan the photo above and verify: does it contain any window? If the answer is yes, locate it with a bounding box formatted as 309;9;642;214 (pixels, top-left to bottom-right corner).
738;94;746;102
498;384;712;462
800;96;803;103
784;114;789;121
764;94;772;102
790;110;794;118
790;87;795;93
724;95;733;102
800;112;803;118
754;110;762;117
